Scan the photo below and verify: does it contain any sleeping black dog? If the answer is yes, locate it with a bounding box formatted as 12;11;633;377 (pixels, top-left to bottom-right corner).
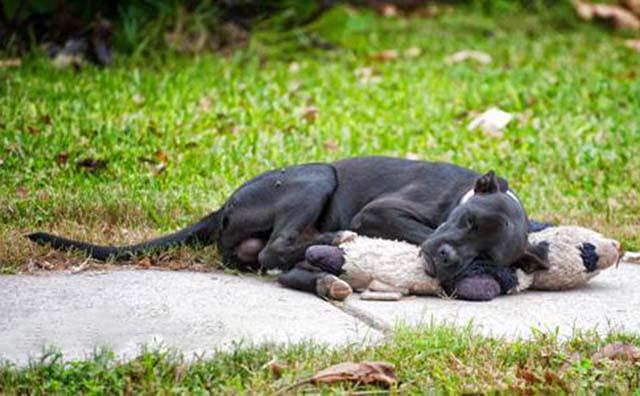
28;156;550;294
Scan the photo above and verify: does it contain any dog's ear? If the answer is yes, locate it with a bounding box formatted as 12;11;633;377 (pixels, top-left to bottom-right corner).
474;170;500;194
514;241;550;273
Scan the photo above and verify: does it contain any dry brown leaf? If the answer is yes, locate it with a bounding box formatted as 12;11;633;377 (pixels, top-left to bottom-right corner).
267;360;287;378
0;58;21;68
155;149;168;164
27;125;40;135
56;152;69;166
41;114;52;125
16;186;28;198
76;158;107;171
138;257;153;268
301;107;318;123
573;1;640;30
370;49;399;62
382;4;398;17
324;139;338;152
445;50;492;65
592;343;640;362
624;0;640;16
574;1;596;20
311;361;396;387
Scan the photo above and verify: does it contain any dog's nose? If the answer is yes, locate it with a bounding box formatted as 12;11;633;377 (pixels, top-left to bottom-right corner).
437;244;457;265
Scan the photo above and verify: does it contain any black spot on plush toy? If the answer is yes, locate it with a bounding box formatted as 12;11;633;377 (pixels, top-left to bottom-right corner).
300;226;621;302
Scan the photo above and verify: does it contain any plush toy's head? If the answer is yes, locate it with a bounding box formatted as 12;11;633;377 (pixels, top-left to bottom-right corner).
524;226;621;290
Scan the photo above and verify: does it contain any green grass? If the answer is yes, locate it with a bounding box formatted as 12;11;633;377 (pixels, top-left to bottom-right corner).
1;5;640;392
1;324;640;394
1;5;639;273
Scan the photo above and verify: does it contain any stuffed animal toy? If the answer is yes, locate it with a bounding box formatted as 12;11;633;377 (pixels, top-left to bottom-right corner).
301;226;621;302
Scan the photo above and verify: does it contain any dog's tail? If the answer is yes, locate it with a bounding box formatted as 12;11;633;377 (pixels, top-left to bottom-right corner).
27;210;223;261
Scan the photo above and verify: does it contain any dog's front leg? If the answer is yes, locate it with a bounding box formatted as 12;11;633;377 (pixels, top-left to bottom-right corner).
350;196;436;245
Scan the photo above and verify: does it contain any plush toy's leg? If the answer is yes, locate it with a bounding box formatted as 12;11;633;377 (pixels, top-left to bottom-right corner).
453;275;502;301
305;245;346;275
277;261;352;300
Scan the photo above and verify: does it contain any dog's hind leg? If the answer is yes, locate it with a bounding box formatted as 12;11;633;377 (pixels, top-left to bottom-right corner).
257;170;338;270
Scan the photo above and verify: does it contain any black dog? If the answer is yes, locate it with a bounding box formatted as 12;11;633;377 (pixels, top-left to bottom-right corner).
28;156;549;290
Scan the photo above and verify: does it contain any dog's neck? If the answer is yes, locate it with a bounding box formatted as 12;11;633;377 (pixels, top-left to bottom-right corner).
460;189;522;206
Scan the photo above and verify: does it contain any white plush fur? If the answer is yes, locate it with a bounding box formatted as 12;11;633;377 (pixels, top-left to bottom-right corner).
524;226;620;290
336;226;621;296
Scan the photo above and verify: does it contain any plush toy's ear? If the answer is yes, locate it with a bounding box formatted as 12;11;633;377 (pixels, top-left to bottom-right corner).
515;241;550;273
474;170;500;194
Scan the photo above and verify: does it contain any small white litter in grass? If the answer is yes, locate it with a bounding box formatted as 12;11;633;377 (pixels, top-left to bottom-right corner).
467;107;514;137
445;50;492;65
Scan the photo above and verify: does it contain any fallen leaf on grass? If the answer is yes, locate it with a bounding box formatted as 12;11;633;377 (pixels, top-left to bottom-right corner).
56;152;69;165
370;49;398;62
76;158;107;171
27;126;40;135
137;257;153;268
573;1;640;30
263;359;287;379
324;139;338;152
354;67;381;85
467;107;514;138
445;50;492;65
288;62;300;73
382;4;398;17
311;361;396;387
0;58;21;68
624;0;640;16
300;107;318;123
132;94;145;105
155;149;168;164
592;343;640;362
15;186;28;198
404;47;422;58
199;97;212;111
625;39;640;52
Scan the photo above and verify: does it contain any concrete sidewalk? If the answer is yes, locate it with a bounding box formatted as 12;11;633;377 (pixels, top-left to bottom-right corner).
344;263;640;338
1;263;639;365
0;271;381;365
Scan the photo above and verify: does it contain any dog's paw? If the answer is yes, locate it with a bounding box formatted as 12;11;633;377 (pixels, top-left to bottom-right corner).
333;231;358;245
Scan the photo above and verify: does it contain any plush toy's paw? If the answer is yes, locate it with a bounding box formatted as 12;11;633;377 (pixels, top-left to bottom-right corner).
332;230;358;245
316;275;353;301
453;275;502;301
305;245;345;275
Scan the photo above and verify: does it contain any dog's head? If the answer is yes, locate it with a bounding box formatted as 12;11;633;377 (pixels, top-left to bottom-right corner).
420;171;549;282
